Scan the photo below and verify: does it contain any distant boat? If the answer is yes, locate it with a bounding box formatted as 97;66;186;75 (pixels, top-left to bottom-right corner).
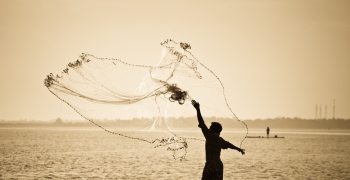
247;135;285;138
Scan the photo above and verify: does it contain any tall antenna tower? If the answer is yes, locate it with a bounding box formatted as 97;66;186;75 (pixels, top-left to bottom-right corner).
315;104;318;119
333;99;335;119
319;104;322;120
325;105;327;119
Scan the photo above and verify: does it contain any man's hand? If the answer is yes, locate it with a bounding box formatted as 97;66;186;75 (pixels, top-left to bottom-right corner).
239;148;245;155
191;100;200;110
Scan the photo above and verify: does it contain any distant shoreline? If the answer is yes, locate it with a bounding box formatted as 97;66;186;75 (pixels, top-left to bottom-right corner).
1;127;350;137
1;117;350;129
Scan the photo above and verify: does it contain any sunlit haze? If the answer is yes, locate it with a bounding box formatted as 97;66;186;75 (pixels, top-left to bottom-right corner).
1;0;349;120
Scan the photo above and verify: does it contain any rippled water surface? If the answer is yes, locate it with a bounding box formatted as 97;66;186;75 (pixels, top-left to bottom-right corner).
1;128;349;179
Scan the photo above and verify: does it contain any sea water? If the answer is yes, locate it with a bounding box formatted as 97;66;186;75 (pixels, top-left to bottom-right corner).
0;128;349;179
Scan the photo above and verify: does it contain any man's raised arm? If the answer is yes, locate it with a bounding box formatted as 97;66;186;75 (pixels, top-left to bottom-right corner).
191;100;205;126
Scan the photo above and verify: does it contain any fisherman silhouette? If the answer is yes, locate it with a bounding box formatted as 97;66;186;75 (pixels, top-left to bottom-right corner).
191;100;244;180
267;127;270;138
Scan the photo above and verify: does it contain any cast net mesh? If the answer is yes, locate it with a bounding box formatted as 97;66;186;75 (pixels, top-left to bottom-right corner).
44;40;248;160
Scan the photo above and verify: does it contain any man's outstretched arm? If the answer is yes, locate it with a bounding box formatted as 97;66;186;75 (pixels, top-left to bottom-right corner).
228;143;245;155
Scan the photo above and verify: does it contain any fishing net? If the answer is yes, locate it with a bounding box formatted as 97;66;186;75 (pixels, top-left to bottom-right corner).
44;39;248;160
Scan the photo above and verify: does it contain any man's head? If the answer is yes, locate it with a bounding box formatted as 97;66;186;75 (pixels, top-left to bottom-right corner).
210;122;222;134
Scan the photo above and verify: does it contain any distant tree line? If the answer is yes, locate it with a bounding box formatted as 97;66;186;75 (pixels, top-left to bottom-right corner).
244;117;350;129
1;117;350;129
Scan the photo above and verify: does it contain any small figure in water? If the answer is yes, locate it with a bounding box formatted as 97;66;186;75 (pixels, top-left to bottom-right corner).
267;127;270;138
191;100;244;180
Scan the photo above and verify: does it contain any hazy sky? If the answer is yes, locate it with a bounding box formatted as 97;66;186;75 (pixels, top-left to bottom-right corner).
1;0;349;120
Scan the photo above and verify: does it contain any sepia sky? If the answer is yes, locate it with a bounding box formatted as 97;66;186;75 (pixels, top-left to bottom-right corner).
0;0;349;121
